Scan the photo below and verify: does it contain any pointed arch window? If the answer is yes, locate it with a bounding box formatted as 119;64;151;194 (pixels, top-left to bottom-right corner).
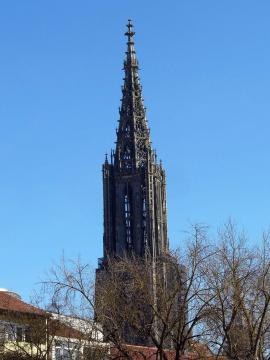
124;124;131;138
124;186;132;249
142;186;148;249
123;146;132;170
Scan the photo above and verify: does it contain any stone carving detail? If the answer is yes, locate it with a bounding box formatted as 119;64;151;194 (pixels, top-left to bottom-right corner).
98;21;171;346
114;22;150;173
101;20;168;260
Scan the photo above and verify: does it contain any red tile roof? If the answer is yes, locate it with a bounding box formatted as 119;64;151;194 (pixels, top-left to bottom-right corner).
111;344;226;360
49;319;84;339
0;291;45;316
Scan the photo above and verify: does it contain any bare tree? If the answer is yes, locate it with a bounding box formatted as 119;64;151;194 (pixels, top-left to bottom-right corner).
43;225;215;360
163;225;215;359
203;221;270;360
43;257;139;360
102;225;215;360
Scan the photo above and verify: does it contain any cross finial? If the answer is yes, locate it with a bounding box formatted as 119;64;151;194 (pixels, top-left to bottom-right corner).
125;19;135;41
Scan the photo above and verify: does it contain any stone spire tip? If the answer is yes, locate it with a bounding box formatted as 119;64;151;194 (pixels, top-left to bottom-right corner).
125;19;135;41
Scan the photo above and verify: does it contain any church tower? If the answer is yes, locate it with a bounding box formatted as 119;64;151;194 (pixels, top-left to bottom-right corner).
100;20;168;263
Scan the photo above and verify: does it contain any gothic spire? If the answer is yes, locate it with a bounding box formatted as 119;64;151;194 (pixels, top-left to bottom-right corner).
115;20;151;172
125;19;138;69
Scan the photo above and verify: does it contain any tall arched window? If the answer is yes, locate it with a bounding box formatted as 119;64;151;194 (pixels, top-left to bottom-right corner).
142;186;148;249
123;146;132;170
124;186;132;249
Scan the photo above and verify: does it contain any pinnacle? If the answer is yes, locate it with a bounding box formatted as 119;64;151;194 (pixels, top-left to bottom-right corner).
113;21;152;172
125;19;135;41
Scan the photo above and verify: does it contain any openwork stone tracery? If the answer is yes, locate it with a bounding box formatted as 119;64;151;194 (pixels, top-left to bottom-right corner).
100;20;168;259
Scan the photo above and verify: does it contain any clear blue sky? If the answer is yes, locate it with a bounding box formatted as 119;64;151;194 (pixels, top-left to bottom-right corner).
0;1;269;301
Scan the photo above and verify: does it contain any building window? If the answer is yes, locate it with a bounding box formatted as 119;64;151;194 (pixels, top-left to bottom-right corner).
124;187;132;249
124;124;131;138
0;322;28;344
55;342;82;360
16;327;23;342
6;325;17;341
142;196;148;248
0;324;5;346
25;327;31;342
123;145;132;170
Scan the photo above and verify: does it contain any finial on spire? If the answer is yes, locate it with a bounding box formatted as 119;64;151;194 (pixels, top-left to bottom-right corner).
124;20;138;68
125;19;135;42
